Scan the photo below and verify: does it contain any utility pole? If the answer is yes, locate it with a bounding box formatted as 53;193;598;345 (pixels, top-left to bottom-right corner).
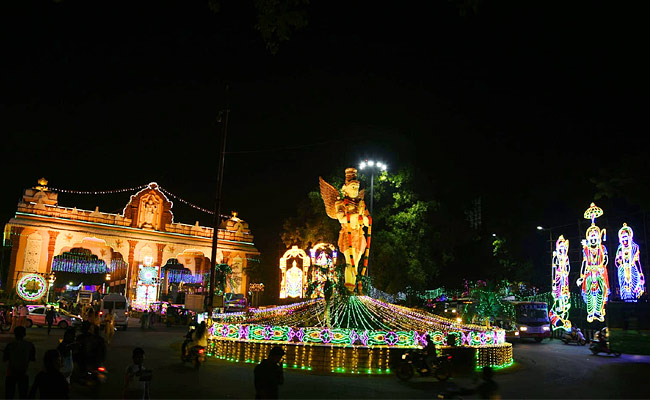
207;86;230;313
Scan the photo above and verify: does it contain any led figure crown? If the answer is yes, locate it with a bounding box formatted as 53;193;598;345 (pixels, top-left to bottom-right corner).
584;202;603;223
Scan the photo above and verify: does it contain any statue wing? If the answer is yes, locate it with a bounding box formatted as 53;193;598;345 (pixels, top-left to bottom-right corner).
319;177;339;220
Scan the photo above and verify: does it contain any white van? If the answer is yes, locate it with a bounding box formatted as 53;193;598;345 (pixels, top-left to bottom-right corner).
99;293;129;330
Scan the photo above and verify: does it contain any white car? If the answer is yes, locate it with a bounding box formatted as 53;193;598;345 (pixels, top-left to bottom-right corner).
26;307;82;329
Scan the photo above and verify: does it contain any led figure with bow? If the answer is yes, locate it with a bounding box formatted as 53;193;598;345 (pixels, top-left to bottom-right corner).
615;223;646;302
320;168;371;293
577;203;609;323
549;235;572;330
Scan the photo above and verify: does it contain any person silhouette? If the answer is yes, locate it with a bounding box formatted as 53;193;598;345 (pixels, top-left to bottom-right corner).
254;346;285;399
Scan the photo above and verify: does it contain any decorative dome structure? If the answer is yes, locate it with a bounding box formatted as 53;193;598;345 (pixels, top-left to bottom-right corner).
207;295;512;374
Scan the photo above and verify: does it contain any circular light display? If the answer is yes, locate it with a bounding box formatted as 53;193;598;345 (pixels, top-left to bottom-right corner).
16;273;47;301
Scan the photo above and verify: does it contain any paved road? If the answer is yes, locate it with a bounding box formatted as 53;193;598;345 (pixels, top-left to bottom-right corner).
1;322;649;399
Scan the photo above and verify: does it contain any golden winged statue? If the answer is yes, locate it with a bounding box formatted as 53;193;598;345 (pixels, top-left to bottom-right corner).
319;168;370;293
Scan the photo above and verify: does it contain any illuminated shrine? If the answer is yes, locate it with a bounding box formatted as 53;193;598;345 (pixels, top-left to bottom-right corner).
3;179;259;306
207;167;512;375
615;223;646;302
308;243;338;298
279;246;310;299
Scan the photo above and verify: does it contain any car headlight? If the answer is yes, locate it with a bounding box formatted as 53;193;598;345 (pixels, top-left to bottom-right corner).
519;326;528;331
542;326;550;331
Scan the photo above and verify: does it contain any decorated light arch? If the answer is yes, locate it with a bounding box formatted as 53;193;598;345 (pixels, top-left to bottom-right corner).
16;273;48;302
577;203;609;323
615;223;646;302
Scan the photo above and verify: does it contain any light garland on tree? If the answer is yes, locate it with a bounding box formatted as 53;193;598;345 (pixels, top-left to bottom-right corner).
615;223;646;301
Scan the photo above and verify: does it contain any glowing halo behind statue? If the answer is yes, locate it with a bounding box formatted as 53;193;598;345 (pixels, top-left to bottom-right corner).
549;235;572;330
615;223;646;302
17;273;48;302
577;203;610;323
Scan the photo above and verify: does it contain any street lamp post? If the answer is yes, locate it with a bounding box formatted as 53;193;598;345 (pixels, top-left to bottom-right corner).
358;160;387;280
537;226;553;256
358;159;387;216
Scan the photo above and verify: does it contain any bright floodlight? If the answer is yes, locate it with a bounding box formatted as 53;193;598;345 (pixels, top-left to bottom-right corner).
359;162;366;169
537;226;544;230
492;233;497;237
368;160;375;167
381;164;387;170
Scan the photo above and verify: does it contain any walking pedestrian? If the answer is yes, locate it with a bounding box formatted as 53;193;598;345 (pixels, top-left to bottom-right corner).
103;312;115;345
148;307;155;329
28;349;69;399
254;346;285;399
9;303;18;333
18;303;28;328
123;347;151;399
140;310;149;330
3;326;36;399
57;328;76;384
45;306;56;335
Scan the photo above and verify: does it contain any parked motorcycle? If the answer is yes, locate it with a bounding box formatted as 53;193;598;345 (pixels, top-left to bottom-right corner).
590;328;621;357
562;327;586;345
395;349;452;381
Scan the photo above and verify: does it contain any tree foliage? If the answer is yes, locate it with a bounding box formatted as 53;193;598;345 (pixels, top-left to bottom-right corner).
280;191;339;248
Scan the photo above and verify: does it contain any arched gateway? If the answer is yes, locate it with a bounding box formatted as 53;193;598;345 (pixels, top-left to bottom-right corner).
3;179;259;309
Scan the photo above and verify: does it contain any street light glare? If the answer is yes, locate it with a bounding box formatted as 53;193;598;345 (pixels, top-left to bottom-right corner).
537;226;543;230
359;162;366;169
368;160;375;167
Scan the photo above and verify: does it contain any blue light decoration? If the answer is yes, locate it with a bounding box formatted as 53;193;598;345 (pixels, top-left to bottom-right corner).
51;249;109;274
615;223;646;302
577;203;609;323
549;235;571;330
167;269;204;284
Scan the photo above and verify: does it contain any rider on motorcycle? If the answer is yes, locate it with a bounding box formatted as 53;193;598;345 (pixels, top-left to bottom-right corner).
183;321;208;358
74;321;107;377
421;334;436;373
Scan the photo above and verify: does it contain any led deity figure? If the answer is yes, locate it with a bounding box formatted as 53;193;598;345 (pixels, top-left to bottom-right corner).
320;168;371;293
549;235;572;330
577;203;609;323
615;223;646;302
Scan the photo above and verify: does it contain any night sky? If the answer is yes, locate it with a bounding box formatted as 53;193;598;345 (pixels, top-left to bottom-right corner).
2;1;646;289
